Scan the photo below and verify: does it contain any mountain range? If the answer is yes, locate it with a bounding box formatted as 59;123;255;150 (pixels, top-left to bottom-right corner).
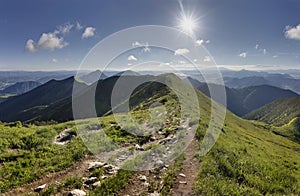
186;77;299;116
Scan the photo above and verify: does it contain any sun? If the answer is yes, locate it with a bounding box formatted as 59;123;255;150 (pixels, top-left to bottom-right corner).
178;14;198;36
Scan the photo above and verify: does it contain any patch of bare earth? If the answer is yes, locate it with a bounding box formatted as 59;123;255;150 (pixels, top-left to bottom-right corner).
117;138;200;196
171;138;200;196
3;155;98;196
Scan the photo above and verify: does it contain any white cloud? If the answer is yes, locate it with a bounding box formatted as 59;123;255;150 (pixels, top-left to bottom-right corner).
239;52;247;58
132;41;142;47
263;49;267;55
206;40;210;44
82;27;96;39
195;39;204;46
76;22;83;30
273;55;278;58
174;48;190;55
203;56;212;62
57;23;73;34
142;46;151;53
193;59;198;62
25;32;68;52
179;60;186;64
132;41;151;52
37;32;68;50
255;44;259;49
51;58;58;63
128;55;137;61
25;39;36;52
285;24;300;40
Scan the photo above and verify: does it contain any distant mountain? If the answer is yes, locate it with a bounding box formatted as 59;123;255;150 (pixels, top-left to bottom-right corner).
0;77;88;122
186;77;299;116
0;73;180;123
0;81;41;95
0;71;77;84
224;75;300;93
78;70;107;84
113;70;141;77
245;97;300;126
221;69;293;79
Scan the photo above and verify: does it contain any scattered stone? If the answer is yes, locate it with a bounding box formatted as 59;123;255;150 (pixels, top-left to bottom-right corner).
138;175;147;181
155;160;164;168
135;144;145;151
84;177;98;185
88;161;106;171
101;175;108;179
92;181;101;188
34;184;46;192
179;173;186;177
119;155;128;161
68;189;86;196
150;136;156;141
54;129;75;145
149;191;160;196
179;181;187;184
103;164;113;169
143;182;150;188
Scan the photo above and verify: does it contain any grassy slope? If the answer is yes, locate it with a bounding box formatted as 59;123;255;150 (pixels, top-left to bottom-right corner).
245;97;300;126
1;74;300;195
195;112;300;195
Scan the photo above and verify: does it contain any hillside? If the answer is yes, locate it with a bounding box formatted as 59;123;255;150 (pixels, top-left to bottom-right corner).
245;97;300;126
0;81;41;95
1;74;300;195
0;77;88;122
187;77;299;116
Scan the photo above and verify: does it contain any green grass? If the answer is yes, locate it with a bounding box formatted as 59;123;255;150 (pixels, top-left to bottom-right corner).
160;153;185;195
0;121;88;193
194;112;300;195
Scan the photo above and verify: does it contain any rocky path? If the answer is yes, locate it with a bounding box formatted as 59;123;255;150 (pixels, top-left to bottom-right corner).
171;139;200;196
3;155;98;196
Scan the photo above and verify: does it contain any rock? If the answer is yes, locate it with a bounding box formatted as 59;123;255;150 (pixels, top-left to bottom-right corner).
135;144;145;151
84;177;98;185
68;189;86;196
54;129;75;145
179;181;187;184
88;161;106;171
92;181;101;188
101;175;108;179
150;136;156;141
103;164;113;169
149;191;160;196
179;173;186;177
34;184;46;192
155;160;164;168
143;182;150;188
138;175;147;181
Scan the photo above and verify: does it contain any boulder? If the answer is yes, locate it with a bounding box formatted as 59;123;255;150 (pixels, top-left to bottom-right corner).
68;189;86;196
179;173;186;177
34;184;46;192
92;181;101;188
88;161;106;171
84;177;98;185
138;175;147;181
155;160;164;168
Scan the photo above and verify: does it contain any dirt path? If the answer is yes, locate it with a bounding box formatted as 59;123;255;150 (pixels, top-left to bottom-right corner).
3;155;99;196
171;139;200;196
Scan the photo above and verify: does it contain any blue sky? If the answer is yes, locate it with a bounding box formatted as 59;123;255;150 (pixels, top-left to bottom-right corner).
0;0;300;71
